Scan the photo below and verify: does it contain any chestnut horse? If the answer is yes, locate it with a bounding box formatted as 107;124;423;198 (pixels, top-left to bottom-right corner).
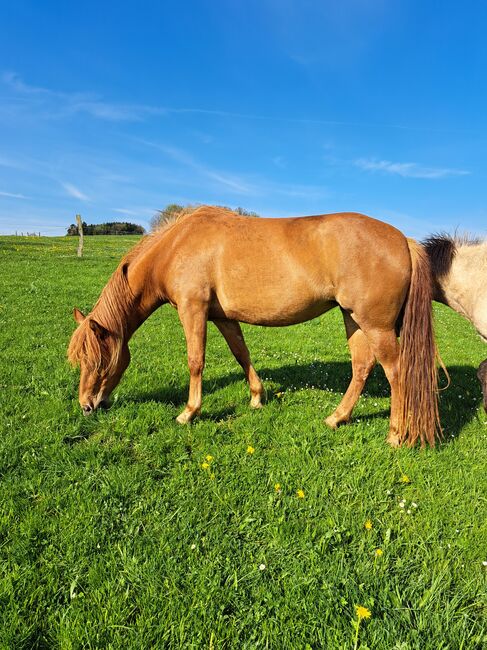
68;206;441;447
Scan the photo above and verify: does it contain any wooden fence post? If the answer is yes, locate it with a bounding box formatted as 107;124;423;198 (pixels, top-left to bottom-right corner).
76;214;84;258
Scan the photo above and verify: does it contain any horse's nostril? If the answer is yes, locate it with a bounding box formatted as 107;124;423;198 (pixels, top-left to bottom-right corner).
82;404;93;415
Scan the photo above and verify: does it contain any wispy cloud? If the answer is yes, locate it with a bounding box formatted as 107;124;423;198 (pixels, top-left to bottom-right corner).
272;155;286;168
2;72;165;122
2;72;472;135
112;207;155;217
355;158;470;179
138;139;255;195
62;182;89;201
0;190;27;199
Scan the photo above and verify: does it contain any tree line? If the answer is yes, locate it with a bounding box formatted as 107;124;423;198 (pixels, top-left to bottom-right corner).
66;221;145;236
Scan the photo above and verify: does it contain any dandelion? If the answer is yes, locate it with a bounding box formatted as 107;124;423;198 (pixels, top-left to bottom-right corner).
353;605;372;650
209;473;215;480
247;445;255;455
400;475;411;484
296;489;305;499
201;462;210;470
364;519;373;530
205;454;214;463
375;548;383;557
274;483;282;493
355;605;372;620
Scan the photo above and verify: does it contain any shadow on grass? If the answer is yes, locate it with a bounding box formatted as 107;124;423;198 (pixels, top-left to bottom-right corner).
130;361;483;441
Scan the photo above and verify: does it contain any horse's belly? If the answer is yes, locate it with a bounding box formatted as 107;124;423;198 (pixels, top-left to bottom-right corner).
209;292;336;326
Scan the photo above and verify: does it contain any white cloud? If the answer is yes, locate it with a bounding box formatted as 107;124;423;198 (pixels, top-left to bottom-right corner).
62;183;89;201
138;140;256;195
2;72;165;122
0;190;27;199
355;158;470;179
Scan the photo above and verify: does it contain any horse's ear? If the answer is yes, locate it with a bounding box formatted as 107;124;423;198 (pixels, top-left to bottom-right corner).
89;318;109;340
73;308;85;324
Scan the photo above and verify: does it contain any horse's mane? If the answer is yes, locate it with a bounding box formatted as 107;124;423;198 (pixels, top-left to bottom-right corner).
68;205;237;369
422;233;486;278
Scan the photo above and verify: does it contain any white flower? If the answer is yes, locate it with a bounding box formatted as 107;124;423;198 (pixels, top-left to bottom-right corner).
482;561;487;567
399;501;406;508
191;544;196;550
259;563;266;571
411;502;418;508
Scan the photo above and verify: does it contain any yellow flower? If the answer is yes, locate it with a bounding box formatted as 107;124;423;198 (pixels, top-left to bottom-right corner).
247;445;255;455
274;483;281;493
375;548;383;557
209;473;215;480
201;462;210;470
400;474;411;483
355;605;372;620
364;519;373;530
296;489;305;499
205;454;214;463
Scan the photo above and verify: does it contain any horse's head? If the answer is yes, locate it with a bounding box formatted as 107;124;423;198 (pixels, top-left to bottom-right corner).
478;359;487;412
68;308;130;414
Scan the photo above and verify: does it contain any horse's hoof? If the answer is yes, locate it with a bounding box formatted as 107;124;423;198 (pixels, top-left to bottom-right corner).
386;434;401;448
324;415;338;429
176;412;191;425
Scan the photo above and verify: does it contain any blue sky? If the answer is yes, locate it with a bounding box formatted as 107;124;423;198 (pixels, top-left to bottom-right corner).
0;0;486;237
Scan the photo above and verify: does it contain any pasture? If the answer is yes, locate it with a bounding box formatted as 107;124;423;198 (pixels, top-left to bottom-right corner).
0;234;486;649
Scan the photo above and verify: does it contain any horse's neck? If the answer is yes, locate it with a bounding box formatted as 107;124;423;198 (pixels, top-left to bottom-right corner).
436;244;487;338
125;253;166;336
92;254;165;342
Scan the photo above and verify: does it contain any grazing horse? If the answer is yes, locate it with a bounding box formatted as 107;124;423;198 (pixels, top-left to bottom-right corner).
423;234;487;411
68;206;442;447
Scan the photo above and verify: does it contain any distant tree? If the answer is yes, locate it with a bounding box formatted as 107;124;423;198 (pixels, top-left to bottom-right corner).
150;204;185;232
234;206;260;217
66;221;145;236
150;203;260;232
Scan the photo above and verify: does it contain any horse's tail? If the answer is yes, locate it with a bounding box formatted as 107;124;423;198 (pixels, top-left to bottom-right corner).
398;239;443;447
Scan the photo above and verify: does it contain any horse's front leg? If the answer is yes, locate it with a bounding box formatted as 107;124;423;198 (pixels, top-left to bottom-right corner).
213;319;264;408
176;301;208;424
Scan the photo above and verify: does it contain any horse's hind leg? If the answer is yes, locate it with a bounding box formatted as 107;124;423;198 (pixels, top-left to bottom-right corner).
213;319;264;408
176;301;208;424
362;328;401;447
325;311;375;429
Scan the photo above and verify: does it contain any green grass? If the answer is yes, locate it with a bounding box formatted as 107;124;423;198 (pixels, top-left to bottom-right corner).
0;235;486;649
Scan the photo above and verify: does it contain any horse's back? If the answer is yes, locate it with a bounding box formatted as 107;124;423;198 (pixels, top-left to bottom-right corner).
158;209;412;327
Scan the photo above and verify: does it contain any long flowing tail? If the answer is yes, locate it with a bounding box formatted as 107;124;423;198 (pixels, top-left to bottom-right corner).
398;240;443;447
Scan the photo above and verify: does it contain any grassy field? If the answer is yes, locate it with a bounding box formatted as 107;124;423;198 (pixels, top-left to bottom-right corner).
0;234;486;649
